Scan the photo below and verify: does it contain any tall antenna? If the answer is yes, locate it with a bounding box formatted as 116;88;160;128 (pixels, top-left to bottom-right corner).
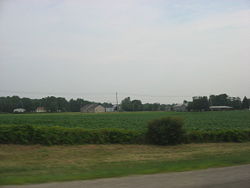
116;92;119;111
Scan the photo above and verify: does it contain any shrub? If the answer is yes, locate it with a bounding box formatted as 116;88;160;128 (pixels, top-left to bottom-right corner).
0;125;145;145
146;117;185;145
185;129;250;143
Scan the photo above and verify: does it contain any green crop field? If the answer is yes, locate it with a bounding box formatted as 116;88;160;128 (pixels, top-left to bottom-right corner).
0;110;250;131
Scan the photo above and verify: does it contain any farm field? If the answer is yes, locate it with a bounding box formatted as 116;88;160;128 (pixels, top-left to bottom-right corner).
0;110;250;131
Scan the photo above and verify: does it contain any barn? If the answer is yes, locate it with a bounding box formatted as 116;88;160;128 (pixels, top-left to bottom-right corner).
80;104;105;113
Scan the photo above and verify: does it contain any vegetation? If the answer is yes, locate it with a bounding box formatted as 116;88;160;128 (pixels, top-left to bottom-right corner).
0;125;144;145
147;117;185;145
187;94;246;111
0;111;250;131
120;97;166;111
242;96;250;109
1;124;250;145
1;94;248;113
1;143;250;185
0;96;166;113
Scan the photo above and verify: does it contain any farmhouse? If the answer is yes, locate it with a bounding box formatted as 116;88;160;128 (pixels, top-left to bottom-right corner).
209;106;233;111
13;108;26;113
80;104;105;113
36;107;47;113
173;104;187;112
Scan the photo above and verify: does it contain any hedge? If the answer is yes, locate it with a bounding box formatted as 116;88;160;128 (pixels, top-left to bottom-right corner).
0;125;145;145
184;129;250;143
0;125;250;145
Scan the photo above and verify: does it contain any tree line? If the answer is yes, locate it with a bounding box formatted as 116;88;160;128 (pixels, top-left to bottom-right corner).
187;94;250;111
0;96;112;113
120;97;167;111
0;94;249;113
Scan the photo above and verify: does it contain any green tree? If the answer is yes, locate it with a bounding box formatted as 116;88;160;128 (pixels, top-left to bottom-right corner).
189;96;209;111
227;97;241;109
209;94;228;106
131;100;143;111
121;97;132;111
242;96;249;109
21;98;33;112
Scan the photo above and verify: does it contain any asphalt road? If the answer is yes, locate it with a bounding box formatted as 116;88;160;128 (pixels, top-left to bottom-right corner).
2;165;250;188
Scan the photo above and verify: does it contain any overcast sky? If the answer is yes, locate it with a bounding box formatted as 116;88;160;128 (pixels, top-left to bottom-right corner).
0;0;249;104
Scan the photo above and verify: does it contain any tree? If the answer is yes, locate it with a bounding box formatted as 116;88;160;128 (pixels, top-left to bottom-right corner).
189;96;209;111
57;97;69;112
209;94;228;106
227;97;241;109
131;100;143;111
102;102;113;108
69;98;90;112
42;96;58;112
242;96;249;109
143;103;152;111
152;103;161;111
21;97;33;112
121;97;132;111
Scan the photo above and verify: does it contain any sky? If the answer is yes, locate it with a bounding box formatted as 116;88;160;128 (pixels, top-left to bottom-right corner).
0;0;250;104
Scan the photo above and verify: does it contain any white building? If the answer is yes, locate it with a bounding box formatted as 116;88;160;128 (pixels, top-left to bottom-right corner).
172;104;187;112
106;105;118;112
36;107;47;113
13;108;26;113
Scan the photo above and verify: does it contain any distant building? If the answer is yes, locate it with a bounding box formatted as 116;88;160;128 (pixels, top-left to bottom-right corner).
80;104;106;113
105;105;118;112
13;108;26;113
173;104;187;112
105;107;115;112
165;105;172;111
209;106;233;111
36;107;47;113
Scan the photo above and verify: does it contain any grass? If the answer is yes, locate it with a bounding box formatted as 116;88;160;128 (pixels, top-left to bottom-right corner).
1;143;250;185
0;110;250;131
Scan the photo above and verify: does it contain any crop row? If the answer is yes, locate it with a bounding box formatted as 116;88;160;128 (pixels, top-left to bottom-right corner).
1;125;250;145
0;111;250;131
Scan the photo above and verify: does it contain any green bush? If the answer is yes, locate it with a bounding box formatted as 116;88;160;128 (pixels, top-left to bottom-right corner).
146;117;185;145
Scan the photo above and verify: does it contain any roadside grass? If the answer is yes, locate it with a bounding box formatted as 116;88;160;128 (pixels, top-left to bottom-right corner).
1;143;250;185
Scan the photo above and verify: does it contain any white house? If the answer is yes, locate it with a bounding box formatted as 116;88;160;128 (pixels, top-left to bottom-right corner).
13;108;26;113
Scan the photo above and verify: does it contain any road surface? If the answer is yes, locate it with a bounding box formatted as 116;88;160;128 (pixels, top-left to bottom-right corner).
2;164;250;188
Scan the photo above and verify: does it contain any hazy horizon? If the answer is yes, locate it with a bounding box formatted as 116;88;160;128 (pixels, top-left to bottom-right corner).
1;0;250;104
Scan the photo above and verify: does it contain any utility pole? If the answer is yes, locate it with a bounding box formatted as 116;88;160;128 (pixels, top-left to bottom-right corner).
116;92;119;111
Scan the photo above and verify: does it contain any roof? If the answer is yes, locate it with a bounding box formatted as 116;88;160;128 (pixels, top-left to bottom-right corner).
173;104;187;107
36;107;45;109
13;108;26;112
209;106;233;109
81;104;101;111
